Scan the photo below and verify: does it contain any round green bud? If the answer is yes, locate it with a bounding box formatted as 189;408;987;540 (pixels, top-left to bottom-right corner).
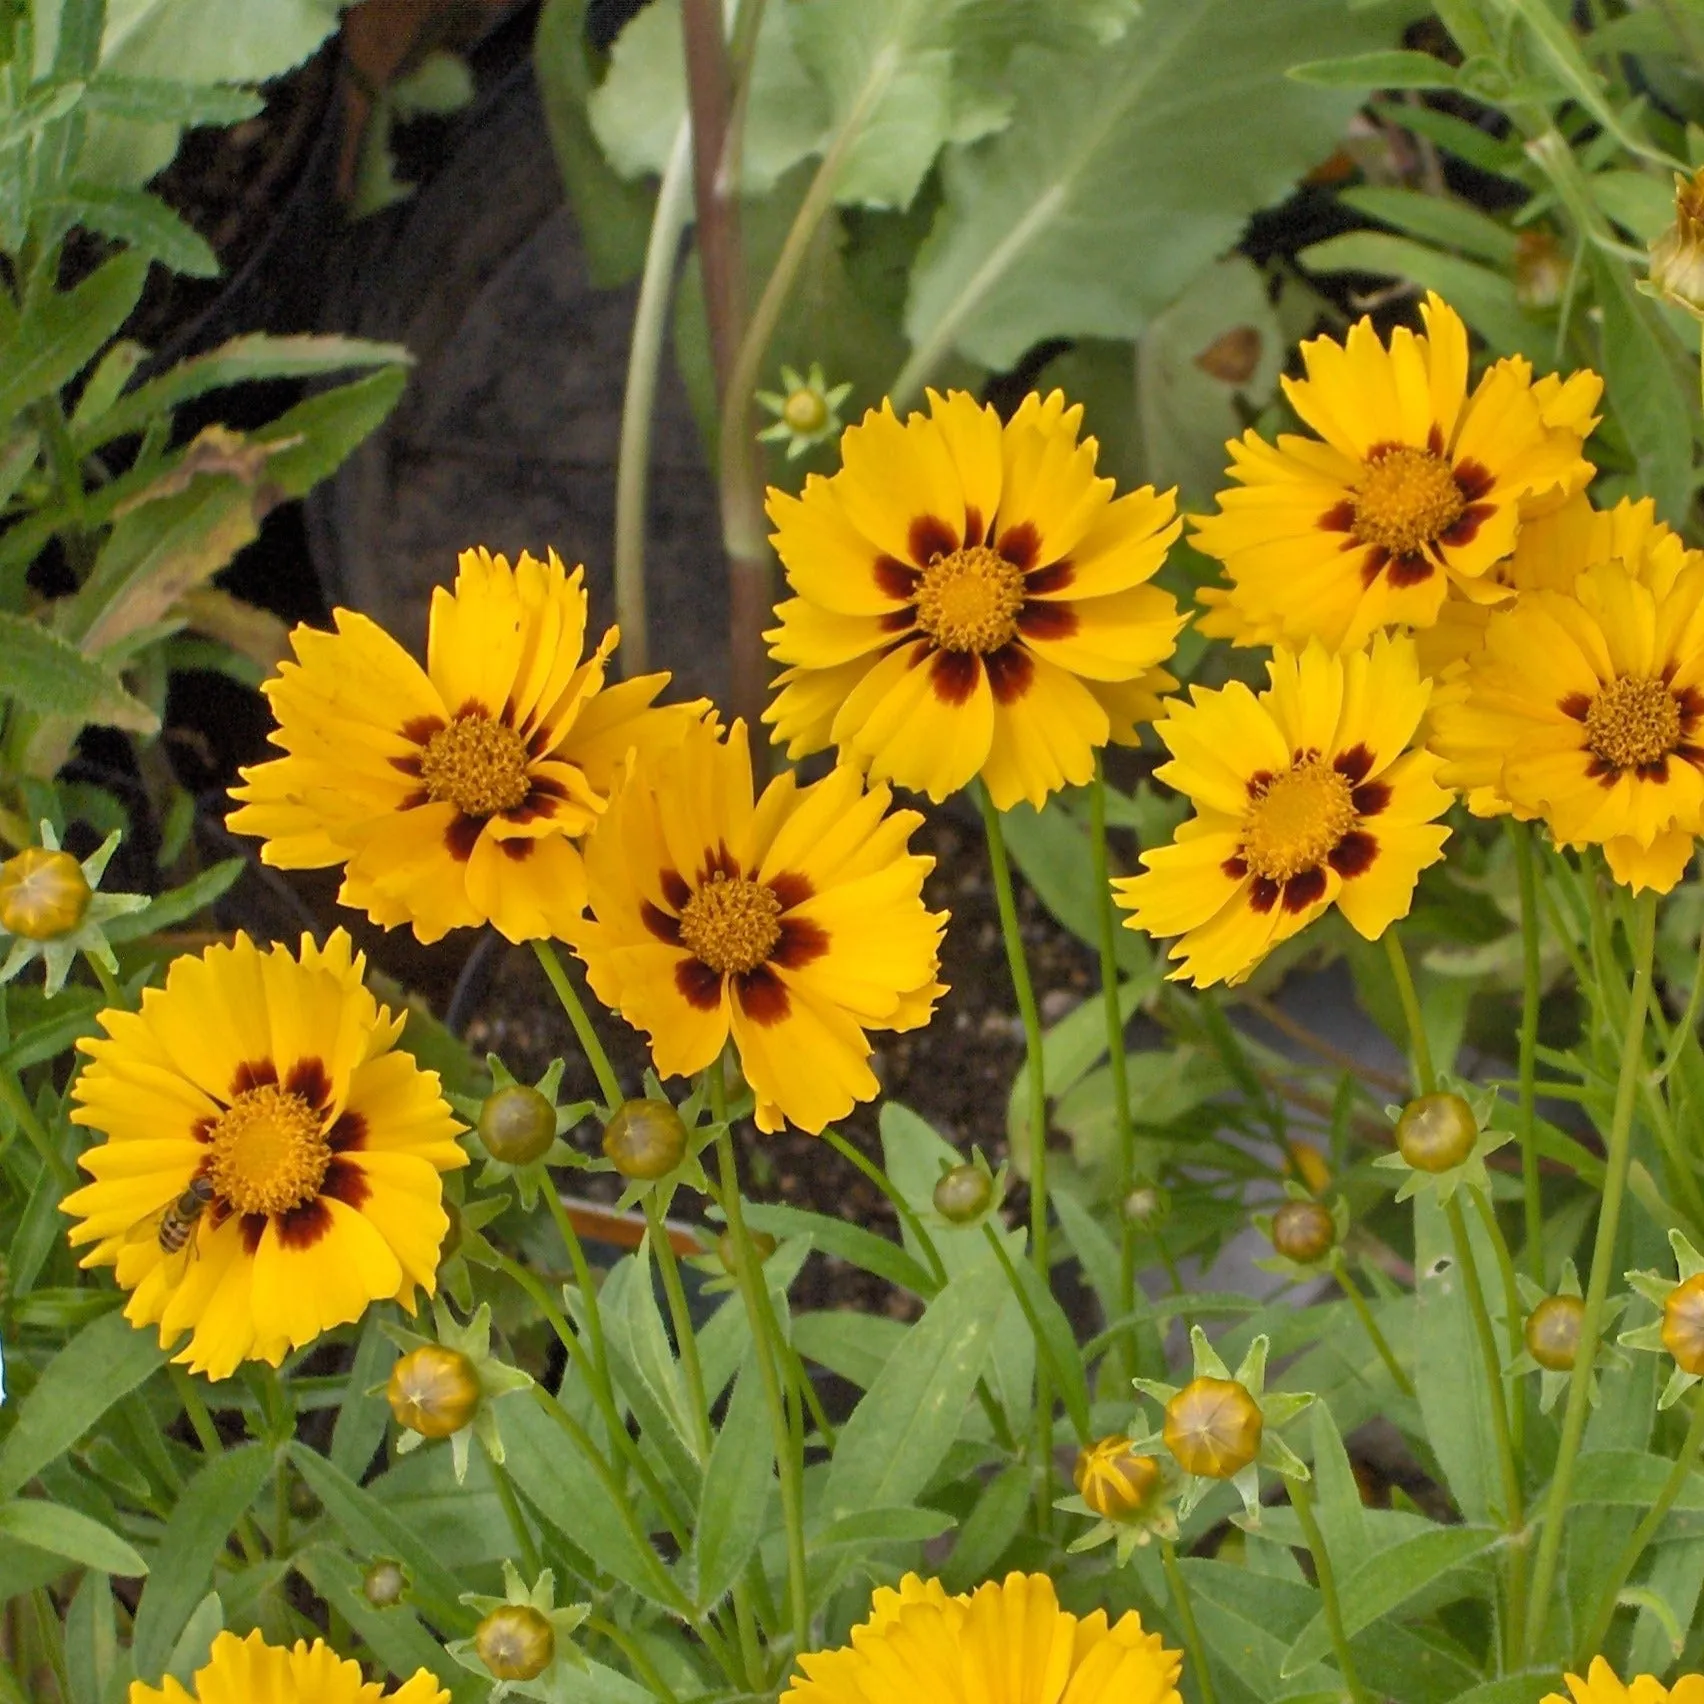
716;1228;777;1277
933;1164;993;1223
1122;1184;1169;1228
475;1603;555;1681
603;1099;688;1180
362;1559;407;1608
478;1084;557;1166
1270;1199;1336;1265
1525;1294;1584;1373
1395;1093;1478;1173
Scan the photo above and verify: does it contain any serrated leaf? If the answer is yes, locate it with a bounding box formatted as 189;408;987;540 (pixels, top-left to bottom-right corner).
0;250;148;425
0;1499;147;1577
48;183;217;276
0;611;159;733
692;1353;772;1610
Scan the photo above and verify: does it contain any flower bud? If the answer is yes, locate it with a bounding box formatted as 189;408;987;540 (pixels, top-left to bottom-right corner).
475;1604;555;1681
716;1228;777;1276
1395;1093;1477;1173
1122;1184;1169;1228
1663;1273;1704;1375
362;1559;407;1608
1163;1376;1264;1479
933;1164;993;1223
783;387;829;434
603;1099;688;1180
387;1345;481;1439
1649;168;1704;319
1525;1294;1584;1373
0;847;90;940
1514;228;1567;311
1285;1140;1332;1197
1270;1199;1335;1265
1074;1436;1162;1521
478;1084;557;1166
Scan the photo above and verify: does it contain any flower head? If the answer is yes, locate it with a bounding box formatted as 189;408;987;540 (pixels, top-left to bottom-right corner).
1114;635;1452;987
128;1627;446;1704
764;388;1184;810
1544;1657;1704;1704
1624;1229;1704;1408
574;718;945;1133
62;930;467;1380
1646;167;1704;320
1373;1083;1513;1205
1060;1435;1178;1561
457;1056;590;1210
758;362;853;459
787;1572;1182;1704
1256;1187;1348;1278
0;824;146;997
1513;1260;1627;1412
228;548;705;944
1193;293;1599;652
450;1563;588;1703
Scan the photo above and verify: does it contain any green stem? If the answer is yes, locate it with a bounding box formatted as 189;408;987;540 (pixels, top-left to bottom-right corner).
1526;887;1658;1661
88;952;125;1007
166;1373;268;1563
982;1223;1087;1445
532;940;623;1111
0;1061;73;1188
646;1193;712;1458
712;1074;811;1659
1470;1186;1528;1463
1290;1475;1370;1704
589;1614;684;1704
274;1450;292;1557
1384;929;1435;1094
1509;821;1547;1280
976;781;1054;1527
821;1126;948;1289
1328;1250;1415;1398
1160;1540;1218;1704
489;1452;543;1578
1653;865;1704;1085
1579;1383;1704;1661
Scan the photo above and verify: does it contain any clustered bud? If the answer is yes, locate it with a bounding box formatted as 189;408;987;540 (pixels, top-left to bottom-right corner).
0;847;91;940
1270;1199;1335;1265
1395;1092;1478;1174
1663;1274;1704;1376
1525;1294;1585;1373
477;1084;557;1166
475;1603;555;1681
1074;1436;1162;1522
1163;1376;1263;1479
603;1099;688;1180
933;1163;993;1224
387;1344;482;1439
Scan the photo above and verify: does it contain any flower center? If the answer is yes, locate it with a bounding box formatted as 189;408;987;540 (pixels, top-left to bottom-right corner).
914;546;1025;654
1353;445;1464;557
206;1084;331;1216
1585;676;1681;772
1242;760;1356;882
419;714;531;817
678;874;782;975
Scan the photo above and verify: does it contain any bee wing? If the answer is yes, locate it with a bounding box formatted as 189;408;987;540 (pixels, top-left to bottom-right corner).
120;1201;171;1248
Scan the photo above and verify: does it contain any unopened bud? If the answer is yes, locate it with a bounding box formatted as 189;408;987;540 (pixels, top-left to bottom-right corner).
1525;1294;1584;1373
1649;168;1704;319
1664;1274;1704;1375
362;1559;407;1607
387;1345;481;1439
1074;1436;1162;1521
0;847;90;940
1270;1200;1336;1265
1163;1376;1263;1479
716;1228;776;1277
1514;229;1567;311
1395;1093;1477;1174
475;1604;554;1681
1122;1184;1168;1228
603;1099;688;1180
1285;1140;1332;1197
933;1164;993;1224
782;387;829;434
478;1084;557;1165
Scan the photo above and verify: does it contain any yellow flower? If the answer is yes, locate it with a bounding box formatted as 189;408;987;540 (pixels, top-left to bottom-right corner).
787;1571;1181;1704
1193;293;1600;652
1544;1657;1704;1704
130;1629;447;1704
764;389;1184;810
1428;525;1704;893
62;930;466;1380
1114;636;1451;987
574;718;945;1134
228;547;703;944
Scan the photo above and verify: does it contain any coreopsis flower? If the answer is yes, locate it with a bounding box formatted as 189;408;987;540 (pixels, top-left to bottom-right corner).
129;1628;446;1704
1114;635;1452;988
227;547;704;944
0;824;145;997
1428;537;1704;893
787;1572;1182;1704
575;718;945;1133
1193;292;1599;652
1545;1658;1704;1704
1646;165;1704;320
1062;1435;1178;1561
764;388;1184;810
62;931;466;1380
1373;1085;1513;1206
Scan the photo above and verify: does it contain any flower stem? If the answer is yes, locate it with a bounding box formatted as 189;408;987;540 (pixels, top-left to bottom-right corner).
488;1452;543;1578
1289;1474;1370;1704
711;1069;811;1659
1509;821;1547;1280
1160;1539;1218;1704
1525;886;1658;1660
0;1060;74;1189
1328;1250;1414;1398
589;1613;684;1704
1653;860;1704;1086
821;1126;948;1288
975;781;1054;1528
646;1192;712;1458
1383;928;1435;1094
532;940;623;1111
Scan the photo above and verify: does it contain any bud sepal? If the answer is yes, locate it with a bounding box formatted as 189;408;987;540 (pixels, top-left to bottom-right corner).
1372;1079;1512;1205
450;1562;589;1702
1622;1230;1704;1408
756;362;853;460
453;1057;591;1210
0;823;146;998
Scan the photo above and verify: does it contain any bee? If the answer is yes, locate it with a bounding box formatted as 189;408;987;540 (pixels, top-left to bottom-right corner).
124;1174;215;1280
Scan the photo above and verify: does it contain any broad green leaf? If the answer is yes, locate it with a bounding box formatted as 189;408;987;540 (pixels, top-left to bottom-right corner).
0;1498;147;1577
1570;1449;1704;1510
0;611;159;733
0;1308;165;1497
78;76;263;127
820;1266;1006;1519
900;0;1391;379
1591;170;1678;244
48;184;217;276
258;366;408;500
792;1310;907;1389
602;1248;702;1492
1181;1558;1333;1699
692;1354;773;1610
162;1592;221;1688
64;1570;121;1704
1280;1525;1501;1675
941;1461;1029;1592
1308;1402;1370;1580
1290;48;1458;88
130;1444;271;1683
1340;185;1518;265
743;1199;936;1296
327;1311;398;1482
994;1238;1091;1444
0;251;148;426
808;1505;955;1556
1446;1677;1569;1704
1051;1188;1122;1329
1629;1534;1704;1675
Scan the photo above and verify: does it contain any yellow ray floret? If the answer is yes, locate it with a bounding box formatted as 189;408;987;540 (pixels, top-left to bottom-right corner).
1115;636;1452;988
62;931;466;1381
1543;1657;1704;1704
130;1628;448;1704
1192;293;1600;652
786;1571;1181;1704
573;717;946;1134
228;547;705;944
764;388;1185;811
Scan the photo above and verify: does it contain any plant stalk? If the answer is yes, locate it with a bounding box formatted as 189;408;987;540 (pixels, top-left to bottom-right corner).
1328;1250;1415;1398
532;940;624;1111
1289;1474;1370;1704
1384;928;1436;1095
1160;1540;1218;1704
1509;821;1546;1279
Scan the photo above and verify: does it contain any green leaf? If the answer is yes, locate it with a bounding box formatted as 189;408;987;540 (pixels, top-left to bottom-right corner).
1281;1525;1501;1675
997;798;1147;973
0;1309;166;1498
1289;48;1457;88
1339;185;1517;266
1051;1189;1122;1327
0;251;149;425
258;366;408;500
602;1248;702;1493
328;1312;398;1482
808;1505;955;1555
990;1236;1092;1445
692;1354;773;1610
0;611;159;733
1570;1449;1704;1511
130;1444;271;1683
820;1265;1006;1519
0;1499;147;1577
1308;1401;1370;1580
743;1199;935;1296
792;1310;907;1388
163;1591;221;1687
1442;1676;1562;1704
48;184;217;276
102;859;243;944
900;0;1392;376
78;76;264;127
64;1569;121;1704
941;1461;1029;1593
